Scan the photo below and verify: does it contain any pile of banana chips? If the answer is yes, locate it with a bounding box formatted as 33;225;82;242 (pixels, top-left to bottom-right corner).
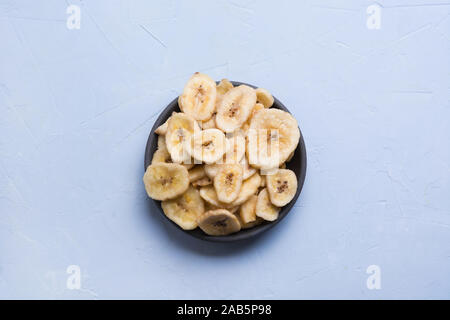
144;73;300;236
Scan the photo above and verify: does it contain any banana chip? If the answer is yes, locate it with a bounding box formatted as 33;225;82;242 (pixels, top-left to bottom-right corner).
255;88;274;108
256;188;280;221
266;169;297;206
162;186;204;230
187;129;227;164
166;112;200;164
216;85;256;133
179;72;217;121
214;164;243;203
247;108;300;169
143;163;189;201
198;209;241;236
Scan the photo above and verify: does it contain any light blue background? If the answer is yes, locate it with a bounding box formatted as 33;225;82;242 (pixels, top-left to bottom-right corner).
1;0;449;299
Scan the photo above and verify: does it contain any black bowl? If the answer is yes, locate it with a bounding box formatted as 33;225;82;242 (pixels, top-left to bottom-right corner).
144;81;307;242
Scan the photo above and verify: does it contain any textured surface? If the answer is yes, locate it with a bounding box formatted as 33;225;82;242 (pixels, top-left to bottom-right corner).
1;0;449;299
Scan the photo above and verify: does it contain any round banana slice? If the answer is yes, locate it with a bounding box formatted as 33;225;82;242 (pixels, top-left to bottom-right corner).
198;209;241;236
239;155;256;180
214;164;243;203
266;169;297;206
216;85;256;133
187;129;227;164
256;188;280;221
165;112;200;164
224;133;245;164
239;194;257;224
247;108;300;169
188;165;206;183
231;173;261;206
161;186;204;230
143;163;189;201
179;72;217;121
255;88;274;108
199;186;236;209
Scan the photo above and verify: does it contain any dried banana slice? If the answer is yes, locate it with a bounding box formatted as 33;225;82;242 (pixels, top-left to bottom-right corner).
241;217;264;229
247;108;300;169
143;163;189;201
152;146;193;170
235;213;264;229
256;188;280;221
155;117;170;135
266;169;297;206
216;79;234;107
199;186;236;209
188;165;206;183
192;176;212;187
216;85;256;133
241;103;263;135
151;148;171;165
187;128;227;164
231;173;261;206
198;209;241;236
165;112;200;164
199;112;217;130
255;88;274;108
214;164;243;203
179;72;217;121
161;186;204;230
239;194;257;224
251;103;265;118
217;79;234;96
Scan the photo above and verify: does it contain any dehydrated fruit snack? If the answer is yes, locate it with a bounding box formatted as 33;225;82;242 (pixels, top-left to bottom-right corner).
143;72;300;236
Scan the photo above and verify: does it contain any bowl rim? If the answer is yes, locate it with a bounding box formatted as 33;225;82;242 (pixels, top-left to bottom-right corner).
144;81;307;242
